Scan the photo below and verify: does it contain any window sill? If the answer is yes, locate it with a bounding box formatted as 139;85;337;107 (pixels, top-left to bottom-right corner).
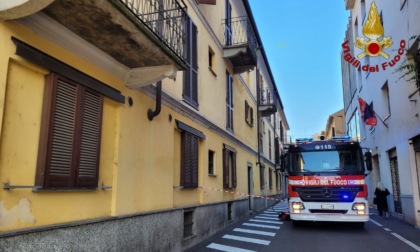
208;174;217;177
3;183;111;191
33;186;111;192
208;66;217;77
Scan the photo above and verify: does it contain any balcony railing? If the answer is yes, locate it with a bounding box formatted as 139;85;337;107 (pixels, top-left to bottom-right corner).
259;87;277;116
120;0;188;62
222;16;257;50
259;87;275;106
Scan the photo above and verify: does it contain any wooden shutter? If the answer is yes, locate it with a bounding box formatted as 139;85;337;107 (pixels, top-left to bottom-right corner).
232;152;237;188
198;0;216;5
245;100;249;124
191;22;198;104
40;74;103;188
191;136;199;187
76;88;103;187
45;79;77;187
181;132;199;188
250;107;254;126
183;17;198;107
223;148;229;188
274;137;280;164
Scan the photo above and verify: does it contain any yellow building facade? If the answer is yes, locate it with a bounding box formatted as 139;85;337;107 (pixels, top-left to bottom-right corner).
0;0;288;250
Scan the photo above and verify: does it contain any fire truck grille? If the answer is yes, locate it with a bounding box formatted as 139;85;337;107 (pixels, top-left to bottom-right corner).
292;186;364;202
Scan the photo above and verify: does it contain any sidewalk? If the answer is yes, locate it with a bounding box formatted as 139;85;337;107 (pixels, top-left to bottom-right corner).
368;207;420;250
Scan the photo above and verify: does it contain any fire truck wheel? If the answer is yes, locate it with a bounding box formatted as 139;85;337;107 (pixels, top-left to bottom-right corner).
292;220;305;227
352;222;365;229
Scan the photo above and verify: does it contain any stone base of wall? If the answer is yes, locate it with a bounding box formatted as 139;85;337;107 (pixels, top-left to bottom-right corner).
0;195;282;251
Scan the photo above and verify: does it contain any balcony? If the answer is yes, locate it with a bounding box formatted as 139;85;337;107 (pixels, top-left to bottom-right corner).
258;87;277;117
222;16;258;74
41;0;187;69
344;0;356;10
3;0;188;88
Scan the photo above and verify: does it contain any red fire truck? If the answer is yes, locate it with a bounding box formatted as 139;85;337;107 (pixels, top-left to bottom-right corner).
282;136;372;228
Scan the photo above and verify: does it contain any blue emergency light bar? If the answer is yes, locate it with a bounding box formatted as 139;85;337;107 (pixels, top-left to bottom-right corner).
295;137;313;142
331;136;352;141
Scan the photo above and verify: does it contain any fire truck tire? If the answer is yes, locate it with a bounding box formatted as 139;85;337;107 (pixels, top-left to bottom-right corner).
292;220;305;227
352;222;365;229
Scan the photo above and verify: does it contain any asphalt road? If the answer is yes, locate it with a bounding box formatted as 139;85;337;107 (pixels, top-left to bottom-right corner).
188;201;420;252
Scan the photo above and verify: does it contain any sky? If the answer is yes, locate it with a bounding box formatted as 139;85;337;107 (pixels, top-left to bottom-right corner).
248;0;350;140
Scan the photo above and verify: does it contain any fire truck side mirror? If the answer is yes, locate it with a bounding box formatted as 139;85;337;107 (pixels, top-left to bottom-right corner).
364;152;373;171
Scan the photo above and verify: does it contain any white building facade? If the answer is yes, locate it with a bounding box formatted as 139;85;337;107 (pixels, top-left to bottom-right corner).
342;0;420;226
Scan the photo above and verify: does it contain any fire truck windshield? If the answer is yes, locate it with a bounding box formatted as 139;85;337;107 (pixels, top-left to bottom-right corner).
288;144;364;175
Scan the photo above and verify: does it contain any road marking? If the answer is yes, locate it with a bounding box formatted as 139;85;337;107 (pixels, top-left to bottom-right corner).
223;234;270;245
243;223;280;229
259;214;278;217
255;216;279;220
273;207;288;210
369;219;383;227
264;211;282;214
391;233;420;252
250;219;282;224
233;228;276;237
206;243;256;252
384;228;391;231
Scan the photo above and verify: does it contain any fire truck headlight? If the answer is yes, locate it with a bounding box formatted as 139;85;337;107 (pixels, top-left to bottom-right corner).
352;203;366;214
292;202;305;213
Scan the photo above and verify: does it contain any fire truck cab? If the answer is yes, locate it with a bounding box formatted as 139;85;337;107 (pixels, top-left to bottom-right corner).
282;136;373;228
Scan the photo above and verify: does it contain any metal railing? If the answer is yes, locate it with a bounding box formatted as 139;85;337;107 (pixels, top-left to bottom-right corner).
259;87;276;106
119;0;188;62
222;16;258;50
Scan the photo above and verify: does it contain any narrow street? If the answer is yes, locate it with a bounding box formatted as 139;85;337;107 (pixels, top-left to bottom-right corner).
189;200;420;252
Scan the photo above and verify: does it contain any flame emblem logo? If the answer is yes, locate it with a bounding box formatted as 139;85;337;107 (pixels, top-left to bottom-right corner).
355;1;392;59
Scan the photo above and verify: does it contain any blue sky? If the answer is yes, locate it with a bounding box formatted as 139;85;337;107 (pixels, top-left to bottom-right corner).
248;0;350;139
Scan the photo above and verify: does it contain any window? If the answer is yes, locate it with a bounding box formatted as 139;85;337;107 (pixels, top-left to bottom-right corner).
260;165;265;189
268;131;272;160
226;72;234;131
183;16;198;108
208;46;215;71
400;0;407;9
37;74;104;188
223;144;237;189
225;0;232;46
361;0;366;24
269;168;273;189
259;129;263;155
177;121;205;188
244;100;254;127
389;149;402;213
208;150;215;175
280;121;284;142
368;101;375;132
183;209;194;238
381;81;391;117
181;132;199;188
12;38;125;189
